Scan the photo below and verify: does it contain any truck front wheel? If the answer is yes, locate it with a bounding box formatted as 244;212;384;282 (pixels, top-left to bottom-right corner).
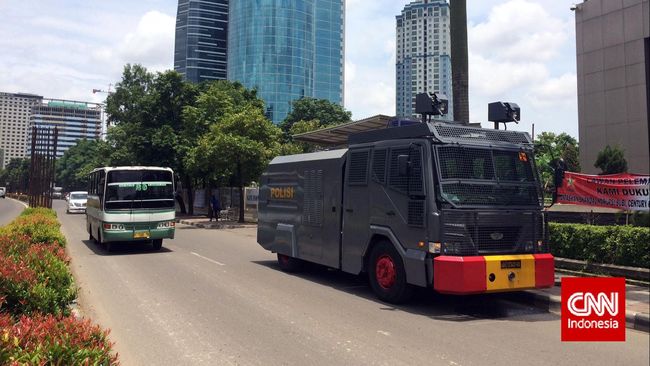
277;253;304;272
368;241;413;304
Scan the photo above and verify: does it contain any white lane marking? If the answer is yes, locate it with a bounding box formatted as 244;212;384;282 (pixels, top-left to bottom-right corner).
191;251;225;266
9;198;28;208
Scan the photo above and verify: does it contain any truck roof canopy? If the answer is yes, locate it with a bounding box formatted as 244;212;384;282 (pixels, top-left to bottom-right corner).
349;122;533;147
270;148;348;165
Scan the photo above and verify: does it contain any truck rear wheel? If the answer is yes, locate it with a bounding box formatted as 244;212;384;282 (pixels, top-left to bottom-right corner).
277;253;304;272
368;241;413;304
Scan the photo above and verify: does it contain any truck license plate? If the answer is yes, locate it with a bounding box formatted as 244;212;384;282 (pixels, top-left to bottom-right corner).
501;260;521;269
133;231;150;239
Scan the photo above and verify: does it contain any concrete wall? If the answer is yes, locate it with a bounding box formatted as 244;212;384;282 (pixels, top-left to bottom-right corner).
576;0;650;174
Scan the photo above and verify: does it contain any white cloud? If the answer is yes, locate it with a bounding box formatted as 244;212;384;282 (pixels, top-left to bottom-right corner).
466;0;578;137
116;11;175;70
469;0;571;62
528;72;577;107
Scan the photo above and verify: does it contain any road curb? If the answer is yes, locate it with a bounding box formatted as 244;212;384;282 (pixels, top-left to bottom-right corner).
519;290;649;333
8;197;29;208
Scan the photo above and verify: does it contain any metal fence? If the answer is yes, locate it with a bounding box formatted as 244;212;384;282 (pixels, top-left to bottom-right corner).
28;127;58;208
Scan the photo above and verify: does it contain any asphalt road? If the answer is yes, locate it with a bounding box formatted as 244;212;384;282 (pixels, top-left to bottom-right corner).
0;197;26;227
53;200;649;366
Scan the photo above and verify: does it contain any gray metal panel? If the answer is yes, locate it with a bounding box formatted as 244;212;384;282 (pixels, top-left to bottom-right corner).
257;150;345;268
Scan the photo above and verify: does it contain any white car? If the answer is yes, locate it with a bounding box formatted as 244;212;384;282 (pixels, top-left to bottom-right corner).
66;191;88;214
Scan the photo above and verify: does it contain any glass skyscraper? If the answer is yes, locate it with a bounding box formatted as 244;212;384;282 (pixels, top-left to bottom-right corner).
228;0;345;124
174;0;229;82
27;100;102;158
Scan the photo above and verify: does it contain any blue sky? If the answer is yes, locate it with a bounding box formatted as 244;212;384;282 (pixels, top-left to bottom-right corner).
0;0;579;138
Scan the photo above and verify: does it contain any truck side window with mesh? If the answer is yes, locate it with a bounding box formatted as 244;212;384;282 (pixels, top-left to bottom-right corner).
389;145;424;195
371;149;387;184
348;149;370;186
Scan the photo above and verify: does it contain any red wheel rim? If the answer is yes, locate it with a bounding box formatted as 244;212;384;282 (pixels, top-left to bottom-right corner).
376;255;396;289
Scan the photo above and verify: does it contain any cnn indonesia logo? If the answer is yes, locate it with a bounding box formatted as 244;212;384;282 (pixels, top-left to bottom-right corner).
561;277;626;342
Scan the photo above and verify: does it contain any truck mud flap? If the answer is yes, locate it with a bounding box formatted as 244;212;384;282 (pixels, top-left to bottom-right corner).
274;223;297;257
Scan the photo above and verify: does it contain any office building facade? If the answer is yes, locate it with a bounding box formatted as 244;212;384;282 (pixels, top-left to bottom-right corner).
174;0;229;82
396;0;453;120
0;92;43;168
574;0;649;174
227;0;345;124
28;100;102;158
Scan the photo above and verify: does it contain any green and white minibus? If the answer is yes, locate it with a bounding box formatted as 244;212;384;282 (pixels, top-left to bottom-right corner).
86;166;175;251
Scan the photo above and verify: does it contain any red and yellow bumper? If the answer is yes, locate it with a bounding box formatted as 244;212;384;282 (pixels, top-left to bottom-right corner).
433;254;554;295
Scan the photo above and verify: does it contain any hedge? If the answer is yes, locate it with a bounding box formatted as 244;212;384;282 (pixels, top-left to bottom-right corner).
0;208;117;365
549;222;650;268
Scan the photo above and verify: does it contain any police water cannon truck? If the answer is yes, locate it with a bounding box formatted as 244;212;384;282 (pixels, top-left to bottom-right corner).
257;120;554;303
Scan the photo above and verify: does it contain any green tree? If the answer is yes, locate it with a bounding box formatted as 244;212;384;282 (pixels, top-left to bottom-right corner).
186;106;282;222
594;145;628;174
105;64;201;213
286;119;322;153
279;97;351;137
56;139;110;191
534;132;580;192
0;158;30;193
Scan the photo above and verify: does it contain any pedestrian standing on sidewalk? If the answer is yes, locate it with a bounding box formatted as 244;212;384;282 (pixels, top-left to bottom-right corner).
209;194;221;222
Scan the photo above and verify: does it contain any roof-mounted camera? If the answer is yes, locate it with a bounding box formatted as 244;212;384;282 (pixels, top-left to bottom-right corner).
488;101;520;130
415;92;449;123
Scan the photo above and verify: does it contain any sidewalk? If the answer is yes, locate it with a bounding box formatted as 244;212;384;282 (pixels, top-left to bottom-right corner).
523;273;649;333
175;215;257;229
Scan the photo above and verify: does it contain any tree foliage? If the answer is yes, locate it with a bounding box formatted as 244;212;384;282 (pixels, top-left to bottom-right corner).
185;87;282;222
0;158;30;193
533;132;580;192
56;139;110;191
50;64;298;217
279;97;351;136
594;145;628;174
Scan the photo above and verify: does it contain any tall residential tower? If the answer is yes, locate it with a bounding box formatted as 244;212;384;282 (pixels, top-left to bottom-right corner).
174;0;229;82
227;0;345;124
396;0;453;120
0;92;42;168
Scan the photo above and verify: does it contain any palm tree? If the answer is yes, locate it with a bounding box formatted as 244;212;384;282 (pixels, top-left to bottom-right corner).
450;0;469;123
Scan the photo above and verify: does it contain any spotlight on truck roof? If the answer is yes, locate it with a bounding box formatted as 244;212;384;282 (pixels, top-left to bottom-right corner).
415;92;449;119
488;102;520;130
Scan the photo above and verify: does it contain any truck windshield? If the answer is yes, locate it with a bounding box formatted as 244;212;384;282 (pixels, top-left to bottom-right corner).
435;146;541;207
105;170;174;210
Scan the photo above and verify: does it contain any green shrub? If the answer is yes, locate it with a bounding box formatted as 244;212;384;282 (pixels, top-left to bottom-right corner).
5;211;66;247
20;207;58;218
549;223;650;268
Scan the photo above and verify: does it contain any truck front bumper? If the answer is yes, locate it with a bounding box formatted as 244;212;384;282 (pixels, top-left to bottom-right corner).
433;254;554;295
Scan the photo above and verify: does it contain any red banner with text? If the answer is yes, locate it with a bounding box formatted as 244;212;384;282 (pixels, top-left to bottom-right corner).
557;172;649;211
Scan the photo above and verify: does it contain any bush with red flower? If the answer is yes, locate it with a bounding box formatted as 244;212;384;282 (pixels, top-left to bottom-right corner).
1;208;118;365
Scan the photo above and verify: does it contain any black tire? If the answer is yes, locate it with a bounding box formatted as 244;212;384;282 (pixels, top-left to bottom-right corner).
88;224;95;242
152;239;163;251
277;253;304;272
98;229;112;252
367;241;413;304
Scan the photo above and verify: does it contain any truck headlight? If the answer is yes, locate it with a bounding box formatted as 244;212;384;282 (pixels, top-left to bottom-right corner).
157;221;175;229
429;242;442;254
